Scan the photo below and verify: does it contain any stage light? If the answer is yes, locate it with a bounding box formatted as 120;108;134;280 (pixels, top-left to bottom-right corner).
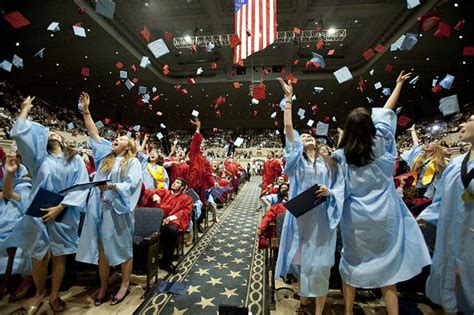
184;35;192;43
327;28;336;35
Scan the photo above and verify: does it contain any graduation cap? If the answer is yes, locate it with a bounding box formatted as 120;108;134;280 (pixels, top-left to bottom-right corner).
293;27;301;35
191;110;199;117
67;122;75;130
374;82;382;90
439;94;459;116
163;64;169;75
125;79;135;90
432;85;442;93
132;77;139;84
206;42;215;52
140;56;150;68
147;39;170;59
463;46;474;56
417;12;440;32
400;33;418;51
163;31;173;40
157;132;164;140
12;55;23;69
212;95;226;108
215;110;222;118
316;121;329;136
406;0;420;9
382;88;391;96
34;48;46;58
210;63;217;70
73;25;87;37
395;107;403;114
115;61;124;69
370;69;374;76
391;35;405;51
263;69;269;75
286;74;298;84
333;66;353;84
367;96;374;103
314;86;324;93
251;98;259;105
310;52;325;68
312;104;318;112
196;67;203;75
397;115;411;128
133;125;140;131
439;74;454;90
3;11;31;29
0;60;13;72
131;64;137;72
385;64;393;72
358;76;366;92
160;123;166;129
434;22;451;38
409;76;419;85
229;34;241;48
252;83;266;100
119;70;127;79
78;7;86;15
187;78;196;85
95;120;105;129
140;26;151;42
363;49;375;61
47;22;60;32
316;39;324;50
297;108;306;118
138;86;147;94
270;112;277;119
454;19;465;31
96;0;116;19
374;44;385;53
328;49;335;55
307;119;314;127
81;67;90;77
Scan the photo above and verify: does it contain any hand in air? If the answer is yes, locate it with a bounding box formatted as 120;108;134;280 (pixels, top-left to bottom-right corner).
4;152;19;174
396;70;412;85
276;78;293;98
21;96;35;112
79;92;90;112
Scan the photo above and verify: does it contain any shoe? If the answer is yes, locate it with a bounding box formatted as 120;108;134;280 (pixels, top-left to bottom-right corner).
198;225;205;233
185;231;193;246
49;297;66;312
159;263;177;274
110;289;130;306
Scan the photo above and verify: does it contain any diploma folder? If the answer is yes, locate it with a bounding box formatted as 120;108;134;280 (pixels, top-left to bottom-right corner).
26;188;66;222
185;189;200;203
210;186;225;199
58;180;109;194
284;183;327;218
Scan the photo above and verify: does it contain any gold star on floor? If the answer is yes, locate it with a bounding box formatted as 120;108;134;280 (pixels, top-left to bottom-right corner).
220;287;239;298
232;258;244;264
239;240;248;244
229;236;238;240
211;246;221;251
216;239;225;243
226;243;235;248
222;252;232;257
215;262;228;270
236;248;246;253
227;270;242;279
196;268;210;276
204;255;216;262
187;285;201;295
172;307;188;315
195;296;215;309
206;277;223;286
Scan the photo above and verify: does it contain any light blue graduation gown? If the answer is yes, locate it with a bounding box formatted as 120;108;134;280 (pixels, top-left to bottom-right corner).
10;118;89;260
276;130;344;297
137;151;169;189
419;154;474;314
76;138;142;266
334;108;431;288
261;193;279;213
0;178;32;275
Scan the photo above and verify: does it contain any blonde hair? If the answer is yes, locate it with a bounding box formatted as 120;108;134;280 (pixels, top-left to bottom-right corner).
412;144;445;176
100;137;137;177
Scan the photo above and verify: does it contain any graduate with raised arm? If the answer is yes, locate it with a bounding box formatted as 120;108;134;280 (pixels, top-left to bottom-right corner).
0;151;32;302
416;116;474;314
400;124;447;198
165;140;189;185
334;71;431;315
275;78;345;315
138;133;169;189
75;92;142;306
10;96;89;313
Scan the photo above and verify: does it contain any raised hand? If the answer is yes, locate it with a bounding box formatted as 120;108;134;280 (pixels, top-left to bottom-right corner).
79;92;90;113
4;152;19;174
396;71;412;85
276;78;293;99
20;96;35;112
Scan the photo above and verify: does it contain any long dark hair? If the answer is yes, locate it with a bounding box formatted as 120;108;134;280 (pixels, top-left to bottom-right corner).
46;136;80;164
302;150;337;175
339;107;376;167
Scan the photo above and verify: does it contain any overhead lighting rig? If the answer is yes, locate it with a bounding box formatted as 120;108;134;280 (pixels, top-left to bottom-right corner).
172;29;346;49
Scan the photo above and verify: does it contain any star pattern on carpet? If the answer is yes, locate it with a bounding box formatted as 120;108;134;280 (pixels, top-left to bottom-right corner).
203;255;216;262
187;285;201;295
232;258;244;264
196;268;210;276
206;277;223;286
172;306;188;315
220;287;239;298
195;296;215;309
227;270;242;279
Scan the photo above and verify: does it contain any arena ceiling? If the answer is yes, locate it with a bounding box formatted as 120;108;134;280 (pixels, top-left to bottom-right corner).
0;0;472;130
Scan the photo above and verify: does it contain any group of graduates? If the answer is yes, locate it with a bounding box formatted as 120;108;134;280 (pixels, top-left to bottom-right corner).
254;72;473;315
0;92;245;313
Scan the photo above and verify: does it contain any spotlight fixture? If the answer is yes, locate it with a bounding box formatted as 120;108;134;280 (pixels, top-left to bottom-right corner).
327;28;336;35
184;35;192;43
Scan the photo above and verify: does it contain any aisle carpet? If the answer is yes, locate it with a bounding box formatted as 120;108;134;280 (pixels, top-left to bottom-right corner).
135;177;267;315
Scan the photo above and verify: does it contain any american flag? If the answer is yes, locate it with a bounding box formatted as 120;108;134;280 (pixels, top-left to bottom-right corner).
234;0;277;64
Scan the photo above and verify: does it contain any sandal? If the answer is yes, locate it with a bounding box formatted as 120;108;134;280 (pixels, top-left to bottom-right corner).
49;297;66;312
295;304;312;315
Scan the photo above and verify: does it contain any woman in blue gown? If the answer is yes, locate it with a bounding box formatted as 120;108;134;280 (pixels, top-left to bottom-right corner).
137;133;169;189
275;78;345;315
75;92;142;306
334;71;431;315
10;96;90;313
0;151;32;301
417;115;474;314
